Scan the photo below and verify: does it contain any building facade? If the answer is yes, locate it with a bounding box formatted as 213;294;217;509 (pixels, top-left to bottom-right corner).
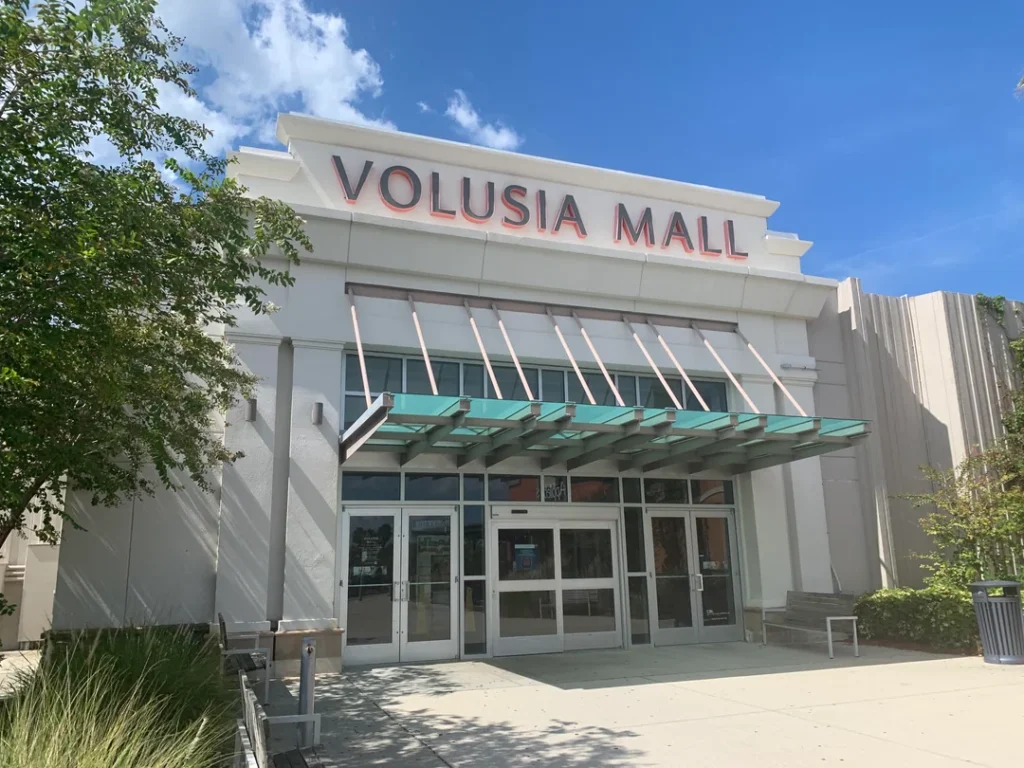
25;114;1019;662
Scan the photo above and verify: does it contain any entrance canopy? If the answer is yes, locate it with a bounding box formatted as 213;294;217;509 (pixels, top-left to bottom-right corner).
340;283;870;473
341;393;870;474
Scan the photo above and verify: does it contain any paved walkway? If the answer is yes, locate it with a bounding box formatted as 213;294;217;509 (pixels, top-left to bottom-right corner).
0;650;39;697
267;643;1024;767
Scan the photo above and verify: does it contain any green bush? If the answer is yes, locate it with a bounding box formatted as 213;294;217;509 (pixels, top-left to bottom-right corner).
0;627;234;767
855;586;980;653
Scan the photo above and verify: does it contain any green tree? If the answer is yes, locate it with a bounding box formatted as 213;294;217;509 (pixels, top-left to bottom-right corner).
905;453;1024;589
0;0;312;612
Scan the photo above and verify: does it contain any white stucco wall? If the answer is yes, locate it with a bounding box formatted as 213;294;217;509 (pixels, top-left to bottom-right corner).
52;113;848;631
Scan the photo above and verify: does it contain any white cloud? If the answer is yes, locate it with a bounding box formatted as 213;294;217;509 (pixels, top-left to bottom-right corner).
444;90;522;151
154;0;393;150
416;101;433;113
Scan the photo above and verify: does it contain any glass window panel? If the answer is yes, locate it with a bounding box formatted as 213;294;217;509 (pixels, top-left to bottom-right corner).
407;584;451;642
406;359;459;396
688;379;728;412
342;472;401;501
570;476;620;504
541;369;566;402
344;354;364;392
651;517;690;576
499;591;557;637
405;514;452;643
343;395;367;430
562;589;616;634
346;515;395;646
569;372;615;405
346;585;394;646
643;478;690;504
345;355;402;394
405;358;432;395
492;365;539;401
347;516;395;586
624;507;646;572
463;474;484;501
560;528;613;579
435;361;462;396
617;375;638;406
651;516;694;629
497;528;555;580
463;505;485;576
622;477;642;504
696;517;736;627
463;363;485;398
691;479;735;505
404;473;460;501
488;475;541;502
407;515;451;581
638;376;684;409
628;577;651;645
543;475;568;503
655;577;693;629
463;580;487;654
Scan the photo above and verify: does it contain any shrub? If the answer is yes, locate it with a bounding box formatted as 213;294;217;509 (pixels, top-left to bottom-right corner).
0;627;234;768
855;586;979;653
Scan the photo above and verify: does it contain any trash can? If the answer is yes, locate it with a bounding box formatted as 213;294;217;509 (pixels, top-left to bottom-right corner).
969;581;1024;664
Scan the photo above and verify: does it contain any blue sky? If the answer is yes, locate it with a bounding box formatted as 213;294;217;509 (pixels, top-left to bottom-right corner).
160;0;1024;298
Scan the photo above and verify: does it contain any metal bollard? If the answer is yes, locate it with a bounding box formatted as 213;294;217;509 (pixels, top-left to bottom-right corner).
297;637;316;746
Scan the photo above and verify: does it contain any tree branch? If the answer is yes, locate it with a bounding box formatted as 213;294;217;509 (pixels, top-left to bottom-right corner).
1;475;48;551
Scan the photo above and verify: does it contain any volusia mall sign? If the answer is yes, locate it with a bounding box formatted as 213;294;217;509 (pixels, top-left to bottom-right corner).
331;155;750;260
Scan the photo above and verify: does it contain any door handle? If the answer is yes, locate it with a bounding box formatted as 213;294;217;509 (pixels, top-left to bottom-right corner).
393;582;400;602
695;574;704;592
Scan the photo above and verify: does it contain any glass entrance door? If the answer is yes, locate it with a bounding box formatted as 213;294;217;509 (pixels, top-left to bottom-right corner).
491;520;621;656
645;508;741;645
341;508;457;665
691;511;742;642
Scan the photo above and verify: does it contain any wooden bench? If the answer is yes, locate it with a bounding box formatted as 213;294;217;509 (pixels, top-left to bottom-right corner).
236;671;324;768
219;612;272;703
762;591;859;659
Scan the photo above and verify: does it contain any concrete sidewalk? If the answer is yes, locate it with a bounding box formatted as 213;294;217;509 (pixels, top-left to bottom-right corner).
0;650;39;697
268;643;1024;767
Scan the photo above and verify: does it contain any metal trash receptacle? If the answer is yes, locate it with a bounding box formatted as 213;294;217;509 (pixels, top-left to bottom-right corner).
969;581;1024;664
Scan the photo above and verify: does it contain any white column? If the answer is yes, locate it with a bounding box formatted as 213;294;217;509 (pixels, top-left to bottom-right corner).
782;379;834;593
738;375;794;608
215;335;280;627
281;340;343;629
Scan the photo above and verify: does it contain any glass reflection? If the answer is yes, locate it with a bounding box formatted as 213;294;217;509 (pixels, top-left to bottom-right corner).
405;515;452;644
497;528;555;580
560;529;613;579
695;517;736;627
562;589;616;634
499;591;557;637
651;516;693;630
463;580;486;654
628;577;650;644
346;516;395;646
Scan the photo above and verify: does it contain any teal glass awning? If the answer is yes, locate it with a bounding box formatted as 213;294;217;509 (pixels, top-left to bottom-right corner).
341;393;871;474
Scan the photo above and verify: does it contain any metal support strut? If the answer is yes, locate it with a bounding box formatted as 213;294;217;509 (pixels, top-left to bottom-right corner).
408;296;438;396
692;326;760;413
348;288;372;407
624;317;682;409
492;305;534;400
548;310;596;405
573;312;624;406
465;302;502;399
647;322;710;411
736;329;808;417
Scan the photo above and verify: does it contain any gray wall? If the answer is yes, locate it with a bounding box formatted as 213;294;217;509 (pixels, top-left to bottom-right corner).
817;279;1022;591
52;466;220;630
